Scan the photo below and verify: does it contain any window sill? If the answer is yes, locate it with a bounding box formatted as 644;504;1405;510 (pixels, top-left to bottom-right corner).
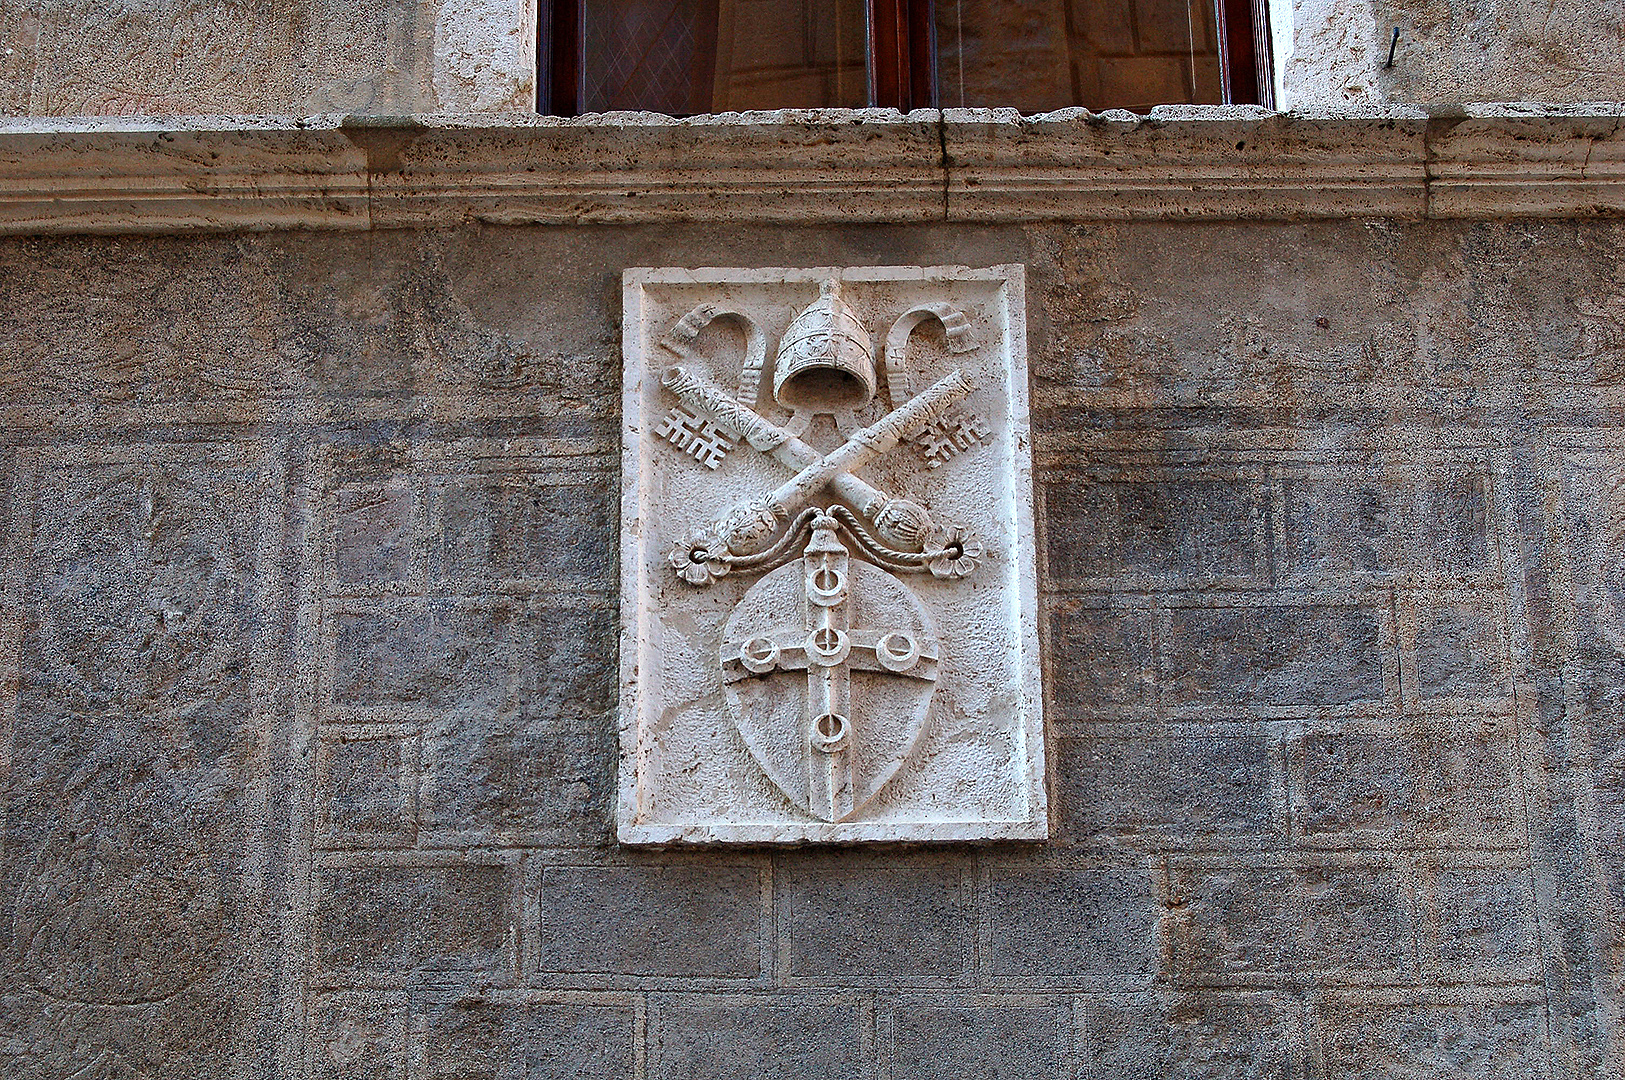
0;104;1621;234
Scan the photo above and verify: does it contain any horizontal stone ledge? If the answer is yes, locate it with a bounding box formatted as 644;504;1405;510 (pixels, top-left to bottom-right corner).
0;104;1620;233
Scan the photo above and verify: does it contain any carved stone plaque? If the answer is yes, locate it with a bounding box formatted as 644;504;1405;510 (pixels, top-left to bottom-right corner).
619;266;1044;844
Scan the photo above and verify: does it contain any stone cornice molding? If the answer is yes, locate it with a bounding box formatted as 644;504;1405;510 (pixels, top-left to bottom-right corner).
0;104;1621;234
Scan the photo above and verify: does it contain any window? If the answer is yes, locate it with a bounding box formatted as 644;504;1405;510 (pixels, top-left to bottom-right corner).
539;0;1272;115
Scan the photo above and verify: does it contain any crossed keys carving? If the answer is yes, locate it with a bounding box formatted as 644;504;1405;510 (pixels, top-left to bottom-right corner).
662;363;986;586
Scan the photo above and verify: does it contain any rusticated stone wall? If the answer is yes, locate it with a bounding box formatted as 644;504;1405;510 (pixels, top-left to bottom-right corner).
1370;0;1625;104
0;0;534;115
1279;0;1625;108
0;219;1622;1078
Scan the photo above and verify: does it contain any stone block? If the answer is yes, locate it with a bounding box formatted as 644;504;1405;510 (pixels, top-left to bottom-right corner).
649;999;864;1080
984;867;1160;981
522;606;618;720
1413;598;1507;698
1085;993;1301;1080
1296;732;1413;839
1318;1001;1549;1078
413;1001;634;1080
22;459;260;721
1047;603;1155;714
1296;866;1418;974
1417;472;1492;577
890;1004;1068;1080
1431;868;1540;974
1295;724;1527;846
331;604;613;717
419;720;612;845
319;734;415;840
537;865;762;977
1560;458;1625;665
1280;474;1410;581
266;237;570;400
1044;477;1260;583
315;992;408;1080
1281;470;1492;585
1055;735;1276;841
776;865;966;979
1162;605;1385;708
332;606;515;710
314;863;511;973
1279;474;1403;581
1168;869;1296;979
1413;725;1523;843
1594;720;1625;860
425;479;614;585
332;483;413;585
1167;866;1416;979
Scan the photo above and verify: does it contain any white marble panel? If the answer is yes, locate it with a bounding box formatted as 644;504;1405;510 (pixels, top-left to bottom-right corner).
618;265;1044;844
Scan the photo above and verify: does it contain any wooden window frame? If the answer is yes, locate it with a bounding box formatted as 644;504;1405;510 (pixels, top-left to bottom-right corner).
1217;0;1274;108
539;0;580;116
868;0;936;113
541;0;1272;115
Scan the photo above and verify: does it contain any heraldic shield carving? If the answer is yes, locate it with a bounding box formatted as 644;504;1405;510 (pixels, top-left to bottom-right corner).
619;267;1045;844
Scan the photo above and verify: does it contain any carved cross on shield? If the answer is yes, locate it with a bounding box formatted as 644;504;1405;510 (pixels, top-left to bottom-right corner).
719;513;940;822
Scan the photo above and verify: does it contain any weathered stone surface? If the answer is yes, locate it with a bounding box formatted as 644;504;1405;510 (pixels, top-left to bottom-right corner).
1166;864;1420;979
1318;999;1550;1078
1045;475;1264;584
1293;724;1524;845
984;867;1161;982
1371;0;1625;105
0;0;533;115
313;862;512;972
6;110;1625;235
1429;867;1541;976
775;861;968;979
318;733;415;841
313;991;408;1080
0;217;1623;1076
1279;0;1625;108
1163;604;1386;708
1083;992;1303;1078
890;1003;1069;1080
413;1000;634;1080
1045;602;1155;714
1055;733;1279;842
648;999;865;1080
537;865;763;978
0;447;284;1079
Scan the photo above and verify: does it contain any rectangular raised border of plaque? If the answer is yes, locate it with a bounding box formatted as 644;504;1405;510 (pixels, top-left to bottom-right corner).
618;265;1044;845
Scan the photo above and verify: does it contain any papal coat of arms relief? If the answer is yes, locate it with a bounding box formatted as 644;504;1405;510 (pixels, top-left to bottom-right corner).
618;266;1044;844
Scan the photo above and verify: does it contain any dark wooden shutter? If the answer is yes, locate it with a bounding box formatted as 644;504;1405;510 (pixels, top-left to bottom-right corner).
868;0;937;110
